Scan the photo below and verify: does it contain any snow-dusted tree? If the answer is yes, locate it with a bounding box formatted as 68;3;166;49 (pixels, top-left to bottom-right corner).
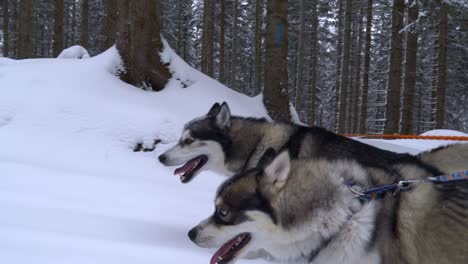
263;0;290;121
359;0;373;134
334;0;344;131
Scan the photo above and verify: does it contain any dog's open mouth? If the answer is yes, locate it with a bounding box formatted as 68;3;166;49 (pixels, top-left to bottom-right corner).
210;233;251;264
174;155;208;183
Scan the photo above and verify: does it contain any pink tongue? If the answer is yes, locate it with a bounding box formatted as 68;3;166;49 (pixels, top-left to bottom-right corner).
174;159;197;175
210;236;240;264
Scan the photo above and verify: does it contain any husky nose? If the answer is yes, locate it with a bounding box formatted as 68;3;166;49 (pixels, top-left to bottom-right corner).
188;227;198;242
158;154;167;164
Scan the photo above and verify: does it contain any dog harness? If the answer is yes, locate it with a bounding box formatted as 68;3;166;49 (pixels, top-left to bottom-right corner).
347;170;468;201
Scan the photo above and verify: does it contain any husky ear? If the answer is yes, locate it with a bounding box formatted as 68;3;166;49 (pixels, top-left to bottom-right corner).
207;102;221;117
215;102;231;128
262;151;290;192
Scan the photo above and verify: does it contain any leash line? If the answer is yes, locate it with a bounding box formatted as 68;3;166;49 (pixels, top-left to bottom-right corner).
348;170;468;200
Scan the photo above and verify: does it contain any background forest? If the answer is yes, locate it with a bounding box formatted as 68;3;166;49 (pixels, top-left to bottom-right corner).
1;0;467;134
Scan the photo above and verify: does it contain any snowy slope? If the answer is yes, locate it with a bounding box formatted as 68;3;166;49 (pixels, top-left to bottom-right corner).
0;47;464;264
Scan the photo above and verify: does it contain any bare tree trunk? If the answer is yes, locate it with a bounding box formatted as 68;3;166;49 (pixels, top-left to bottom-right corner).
53;0;64;57
435;2;448;128
254;0;262;95
263;0;290;122
18;0;33;59
12;0;18;57
401;0;418;134
359;0;373;134
103;0;118;50
176;0;184;55
308;0;318;126
334;0;344;131
219;0;226;83
338;0;352;134
81;0;89;49
383;0;405;134
352;11;364;133
201;0;214;76
71;0;76;45
2;0;9;57
295;0;306;118
229;0;239;87
116;0;171;90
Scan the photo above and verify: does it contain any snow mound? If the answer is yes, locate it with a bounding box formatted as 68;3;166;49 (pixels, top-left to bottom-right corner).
420;129;468;137
57;45;91;59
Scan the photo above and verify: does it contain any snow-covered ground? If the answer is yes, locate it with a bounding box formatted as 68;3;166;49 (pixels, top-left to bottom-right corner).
0;46;465;264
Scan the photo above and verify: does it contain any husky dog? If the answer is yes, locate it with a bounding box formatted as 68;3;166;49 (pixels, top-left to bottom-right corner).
188;150;468;264
158;102;439;183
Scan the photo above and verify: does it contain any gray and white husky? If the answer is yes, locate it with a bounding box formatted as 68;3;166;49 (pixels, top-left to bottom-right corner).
188;150;468;264
158;102;442;183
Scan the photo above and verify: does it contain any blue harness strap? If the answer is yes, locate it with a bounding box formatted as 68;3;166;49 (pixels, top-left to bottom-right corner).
428;170;468;183
348;170;468;201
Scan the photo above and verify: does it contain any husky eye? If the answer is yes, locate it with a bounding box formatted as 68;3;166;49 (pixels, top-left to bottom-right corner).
183;138;194;145
218;208;230;218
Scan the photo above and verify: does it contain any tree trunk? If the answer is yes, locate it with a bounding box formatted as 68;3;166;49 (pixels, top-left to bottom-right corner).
254;0;262;95
359;0;373;134
116;0;171;90
334;0;344;131
53;0;64;57
18;0;33;59
103;0;118;50
81;0;89;49
337;0;352;133
2;0;9;57
383;0;405;134
435;2;448;129
352;12;364;133
308;0;318;126
400;0;418;134
71;0;76;45
263;0;290;122
219;0;226;83
229;0;239;87
201;0;214;76
295;0;306;118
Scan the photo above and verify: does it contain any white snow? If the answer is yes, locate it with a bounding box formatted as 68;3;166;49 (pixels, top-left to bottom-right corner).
0;45;465;264
57;45;91;59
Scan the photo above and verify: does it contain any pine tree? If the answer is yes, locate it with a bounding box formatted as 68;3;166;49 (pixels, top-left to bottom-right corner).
384;0;405;134
338;0;352;133
201;0;214;76
2;0;9;57
308;0;318;125
53;0;64;57
401;0;419;134
116;0;171;90
81;0;89;49
263;0;290;121
435;2;448;128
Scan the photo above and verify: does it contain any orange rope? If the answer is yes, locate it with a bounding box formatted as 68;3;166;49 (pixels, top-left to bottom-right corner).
342;134;468;141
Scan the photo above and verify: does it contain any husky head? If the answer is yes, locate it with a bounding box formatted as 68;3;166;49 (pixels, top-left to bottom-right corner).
158;102;233;183
188;151;368;264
